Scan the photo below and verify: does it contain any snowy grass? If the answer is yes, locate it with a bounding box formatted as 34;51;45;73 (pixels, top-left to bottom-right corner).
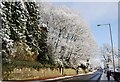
2;60;89;80
64;68;76;75
2;60;77;80
2;60;56;72
3;67;77;80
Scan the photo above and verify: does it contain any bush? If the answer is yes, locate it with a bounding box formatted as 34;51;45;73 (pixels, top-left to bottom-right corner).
79;64;87;70
11;42;37;61
2;59;58;72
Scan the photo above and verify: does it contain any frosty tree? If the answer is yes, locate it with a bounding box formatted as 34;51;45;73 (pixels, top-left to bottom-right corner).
24;2;42;60
39;3;98;68
24;2;54;64
1;1;55;64
101;44;118;68
1;2;27;59
1;1;98;68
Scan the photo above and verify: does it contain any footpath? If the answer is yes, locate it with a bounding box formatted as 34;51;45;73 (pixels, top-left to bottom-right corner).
100;71;116;82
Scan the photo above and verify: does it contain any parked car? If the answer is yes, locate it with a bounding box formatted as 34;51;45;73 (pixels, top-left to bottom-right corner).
109;68;119;72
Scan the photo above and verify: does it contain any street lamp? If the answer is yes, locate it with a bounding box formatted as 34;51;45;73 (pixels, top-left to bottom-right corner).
97;24;115;75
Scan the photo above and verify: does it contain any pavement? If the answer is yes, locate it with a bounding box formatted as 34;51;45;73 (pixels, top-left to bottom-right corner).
100;71;116;82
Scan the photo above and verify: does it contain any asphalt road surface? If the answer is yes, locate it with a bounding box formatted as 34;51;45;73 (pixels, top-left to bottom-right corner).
44;71;102;82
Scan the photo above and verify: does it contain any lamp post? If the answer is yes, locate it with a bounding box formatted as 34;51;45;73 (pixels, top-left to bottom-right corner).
97;24;115;76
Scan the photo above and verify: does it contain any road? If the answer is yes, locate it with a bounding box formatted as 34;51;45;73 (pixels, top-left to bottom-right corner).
43;71;102;82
